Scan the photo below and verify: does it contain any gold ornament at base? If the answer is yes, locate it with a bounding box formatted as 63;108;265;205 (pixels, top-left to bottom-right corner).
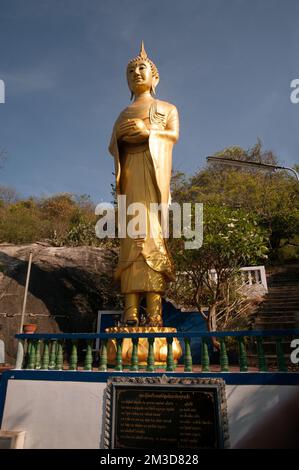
105;326;182;366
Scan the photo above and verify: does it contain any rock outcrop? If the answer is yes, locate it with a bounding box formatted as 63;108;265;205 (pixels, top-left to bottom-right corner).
0;243;119;363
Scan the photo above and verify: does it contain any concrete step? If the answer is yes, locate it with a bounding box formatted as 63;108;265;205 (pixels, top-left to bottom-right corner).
252;264;299;332
259;316;298;322
263;338;292;351
266;302;299;305
269;281;299;285
270;287;298;290
263;306;299;310
263;298;299;302
246;353;296;367
267;292;299;297
269;286;299;290
269;277;299;280
259;301;299;307
255;317;296;322
269;274;299;278
255;321;297;327
261;311;299;316
262;299;299;303
260;308;299;314
264;291;299;302
260;308;299;313
254;322;297;329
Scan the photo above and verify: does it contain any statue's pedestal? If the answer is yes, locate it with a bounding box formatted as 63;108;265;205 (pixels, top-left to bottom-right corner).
105;326;182;366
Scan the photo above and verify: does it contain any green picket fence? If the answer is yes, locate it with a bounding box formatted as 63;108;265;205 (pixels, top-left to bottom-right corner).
15;329;299;373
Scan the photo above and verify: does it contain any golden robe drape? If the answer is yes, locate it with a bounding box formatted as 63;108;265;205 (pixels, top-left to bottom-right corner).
109;99;179;293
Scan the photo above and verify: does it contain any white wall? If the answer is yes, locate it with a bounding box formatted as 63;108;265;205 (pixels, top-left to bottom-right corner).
1;380;106;449
1;379;299;449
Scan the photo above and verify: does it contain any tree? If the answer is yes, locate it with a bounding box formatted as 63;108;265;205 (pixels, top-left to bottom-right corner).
172;140;299;260
0;186;18;205
40;193;93;241
0;198;49;243
0;192;99;245
168;205;269;341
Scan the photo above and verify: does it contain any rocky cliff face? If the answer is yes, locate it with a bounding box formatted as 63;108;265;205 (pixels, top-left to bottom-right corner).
0;243;120;363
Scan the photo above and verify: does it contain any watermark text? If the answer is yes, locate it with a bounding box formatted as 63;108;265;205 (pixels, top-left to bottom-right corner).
290;79;299;104
290;338;299;364
95;197;203;250
0;79;5;104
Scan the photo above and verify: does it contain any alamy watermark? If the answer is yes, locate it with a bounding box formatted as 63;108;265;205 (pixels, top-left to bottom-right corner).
0;79;5;104
290;79;299;104
290;338;299;364
95;197;203;249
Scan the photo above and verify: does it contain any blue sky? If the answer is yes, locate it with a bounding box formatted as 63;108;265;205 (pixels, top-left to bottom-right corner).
0;0;298;203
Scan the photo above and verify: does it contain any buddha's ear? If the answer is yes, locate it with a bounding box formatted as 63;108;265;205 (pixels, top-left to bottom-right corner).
151;75;159;96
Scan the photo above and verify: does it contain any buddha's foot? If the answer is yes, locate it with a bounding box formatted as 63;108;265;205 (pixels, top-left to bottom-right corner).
122;312;139;326
145;314;163;327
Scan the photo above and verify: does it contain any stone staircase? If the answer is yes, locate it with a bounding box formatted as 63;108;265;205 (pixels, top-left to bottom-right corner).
250;264;299;366
253;264;299;330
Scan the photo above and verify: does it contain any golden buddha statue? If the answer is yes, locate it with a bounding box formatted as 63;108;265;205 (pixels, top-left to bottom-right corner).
109;42;179;327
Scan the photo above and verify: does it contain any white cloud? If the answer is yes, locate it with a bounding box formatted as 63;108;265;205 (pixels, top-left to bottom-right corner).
3;69;57;94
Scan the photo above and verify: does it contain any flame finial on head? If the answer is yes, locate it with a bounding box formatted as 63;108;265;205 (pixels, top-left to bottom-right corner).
139;40;148;60
127;41;159;80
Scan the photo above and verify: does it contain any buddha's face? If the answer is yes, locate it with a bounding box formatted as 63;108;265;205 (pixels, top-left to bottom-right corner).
127;60;154;95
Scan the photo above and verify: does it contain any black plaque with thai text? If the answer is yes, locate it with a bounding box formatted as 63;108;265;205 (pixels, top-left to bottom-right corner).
110;383;226;449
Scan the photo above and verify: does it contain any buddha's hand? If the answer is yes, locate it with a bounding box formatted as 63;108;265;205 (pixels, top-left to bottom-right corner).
116;119;149;143
134;237;145;249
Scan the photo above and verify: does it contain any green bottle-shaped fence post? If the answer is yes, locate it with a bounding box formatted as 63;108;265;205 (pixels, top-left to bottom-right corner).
35;340;41;370
130;338;139;371
84;340;93;371
238;336;248;372
41;341;50;369
55;341;64;370
166;337;175;372
49;340;57;370
69;341;78;370
27;340;36;369
257;337;268;372
220;338;229;372
201;337;210;372
276;337;287;372
115;339;123;371
99;339;108;372
184;337;192;372
25;340;32;369
146;337;155;372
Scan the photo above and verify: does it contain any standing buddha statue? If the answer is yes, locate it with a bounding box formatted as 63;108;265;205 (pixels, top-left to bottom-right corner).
109;42;179;328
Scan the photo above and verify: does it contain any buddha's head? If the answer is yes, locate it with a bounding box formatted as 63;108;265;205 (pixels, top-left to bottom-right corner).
127;42;159;99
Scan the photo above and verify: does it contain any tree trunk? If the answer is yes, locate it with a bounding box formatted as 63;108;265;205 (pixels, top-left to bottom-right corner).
208;303;220;351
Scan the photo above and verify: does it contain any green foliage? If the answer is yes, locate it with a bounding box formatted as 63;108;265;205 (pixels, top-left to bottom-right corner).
172;140;299;262
0;186;18;205
171;205;268;270
52;219;101;247
168;205;268;328
0;198;50;244
0;190;97;245
0;188;120;249
169;140;298;331
169;196;269;331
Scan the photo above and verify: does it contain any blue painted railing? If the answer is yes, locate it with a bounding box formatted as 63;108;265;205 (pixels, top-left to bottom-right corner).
14;329;299;373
